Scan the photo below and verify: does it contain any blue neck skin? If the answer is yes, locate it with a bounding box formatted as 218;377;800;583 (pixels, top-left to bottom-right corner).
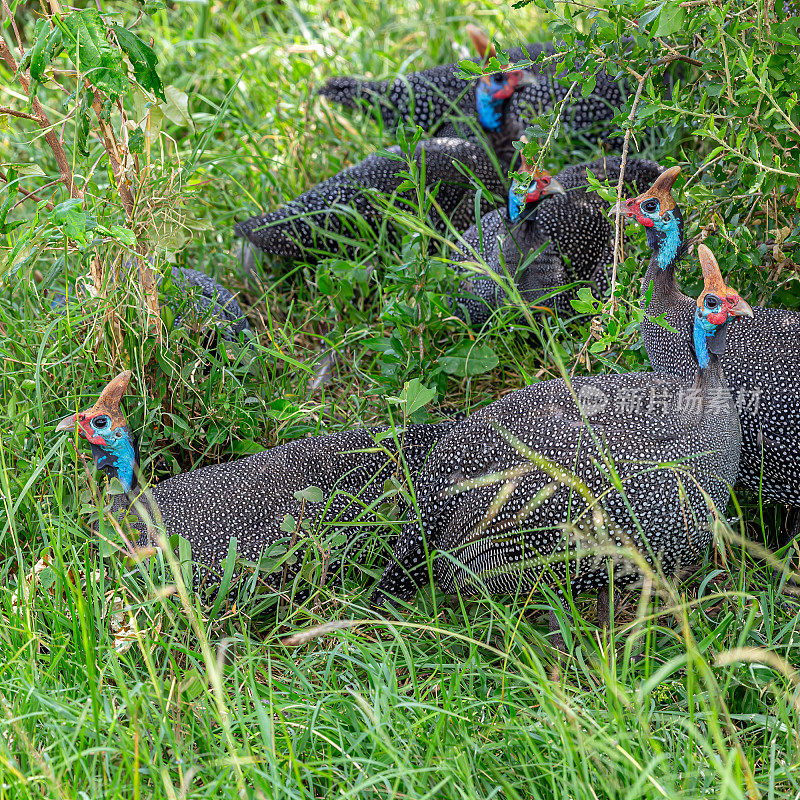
92;433;137;492
508;180;524;221
693;309;717;370
476;79;506;131
644;209;682;273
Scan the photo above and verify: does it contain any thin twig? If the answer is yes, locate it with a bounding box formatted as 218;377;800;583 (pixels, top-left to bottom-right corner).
0;0;24;55
0;105;39;122
0;170;56;211
0;40;81;198
609;65;653;308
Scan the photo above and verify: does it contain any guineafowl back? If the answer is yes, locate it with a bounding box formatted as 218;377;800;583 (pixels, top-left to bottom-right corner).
169;267;250;341
110;422;455;591
319;42;554;133
643;291;800;505
375;370;740;604
234;138;507;261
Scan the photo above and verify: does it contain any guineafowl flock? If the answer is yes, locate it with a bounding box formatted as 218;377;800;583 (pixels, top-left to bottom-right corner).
58;22;800;651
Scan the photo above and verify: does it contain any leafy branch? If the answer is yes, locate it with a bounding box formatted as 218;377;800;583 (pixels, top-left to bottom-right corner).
2;6;170;345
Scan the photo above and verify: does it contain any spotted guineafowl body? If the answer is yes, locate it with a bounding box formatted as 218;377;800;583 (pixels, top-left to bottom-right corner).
58;372;454;593
455;157;663;326
169;267;250;342
239;30;542;265
111;424;454;587
375;246;749;612
507;66;624;146
645;291;800;505
622;169;800;505
235;138;507;261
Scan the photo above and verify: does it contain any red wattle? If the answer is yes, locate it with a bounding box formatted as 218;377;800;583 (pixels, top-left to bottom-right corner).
492;71;520;99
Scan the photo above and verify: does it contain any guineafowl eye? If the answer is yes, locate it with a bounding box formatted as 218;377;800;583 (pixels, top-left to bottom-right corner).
705;295;720;309
94;415;110;428
642;198;659;214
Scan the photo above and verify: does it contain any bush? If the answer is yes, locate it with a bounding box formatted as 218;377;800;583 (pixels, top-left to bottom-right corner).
515;0;799;307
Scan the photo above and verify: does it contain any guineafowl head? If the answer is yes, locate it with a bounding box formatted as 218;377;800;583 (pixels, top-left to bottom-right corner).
467;24;537;131
57;370;138;492
615;166;685;271
508;154;566;222
693;245;752;368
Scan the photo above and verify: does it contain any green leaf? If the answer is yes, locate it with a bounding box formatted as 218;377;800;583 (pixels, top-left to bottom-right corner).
109;225;136;247
316;268;335;295
654;4;686;37
294;485;324;503
110;24;166;100
205;422;227;445
162;86;194;131
208;536;238;618
177;534;193;590
28;22;63;102
388;378;437;416
571;287;598;315
439;341;498;377
456;59;484;76
29;19;59;82
180;669;205;701
55;10;127;97
128;127;145;155
75;92;91;157
0;168;25;235
51;198;87;246
280;514;296;533
230;439;265;456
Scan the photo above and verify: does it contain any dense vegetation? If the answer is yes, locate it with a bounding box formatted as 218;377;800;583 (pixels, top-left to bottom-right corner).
1;0;799;797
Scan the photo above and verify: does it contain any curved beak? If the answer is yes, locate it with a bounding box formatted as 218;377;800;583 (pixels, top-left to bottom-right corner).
541;178;566;199
609;200;634;219
515;71;540;87
728;296;753;318
56;413;78;432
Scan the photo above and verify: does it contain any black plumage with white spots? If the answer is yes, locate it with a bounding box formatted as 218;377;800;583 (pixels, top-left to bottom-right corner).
319;42;551;135
235;138;508;261
320;40;624;145
455;157;663;326
169;267;250;342
621;169;800;505
374;246;749;609
52;265;250;343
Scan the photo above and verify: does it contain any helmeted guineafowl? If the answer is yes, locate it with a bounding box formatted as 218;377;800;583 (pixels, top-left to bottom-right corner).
319;25;548;136
53;263;250;343
236;31;537;263
320;25;624;146
57;371;453;595
373;246;750;639
454;155;664;326
618;168;800;507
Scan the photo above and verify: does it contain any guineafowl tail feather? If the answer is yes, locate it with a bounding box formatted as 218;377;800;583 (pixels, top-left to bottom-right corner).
318;76;391;111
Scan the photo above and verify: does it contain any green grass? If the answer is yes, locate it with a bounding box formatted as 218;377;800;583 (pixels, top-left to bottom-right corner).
1;0;800;797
